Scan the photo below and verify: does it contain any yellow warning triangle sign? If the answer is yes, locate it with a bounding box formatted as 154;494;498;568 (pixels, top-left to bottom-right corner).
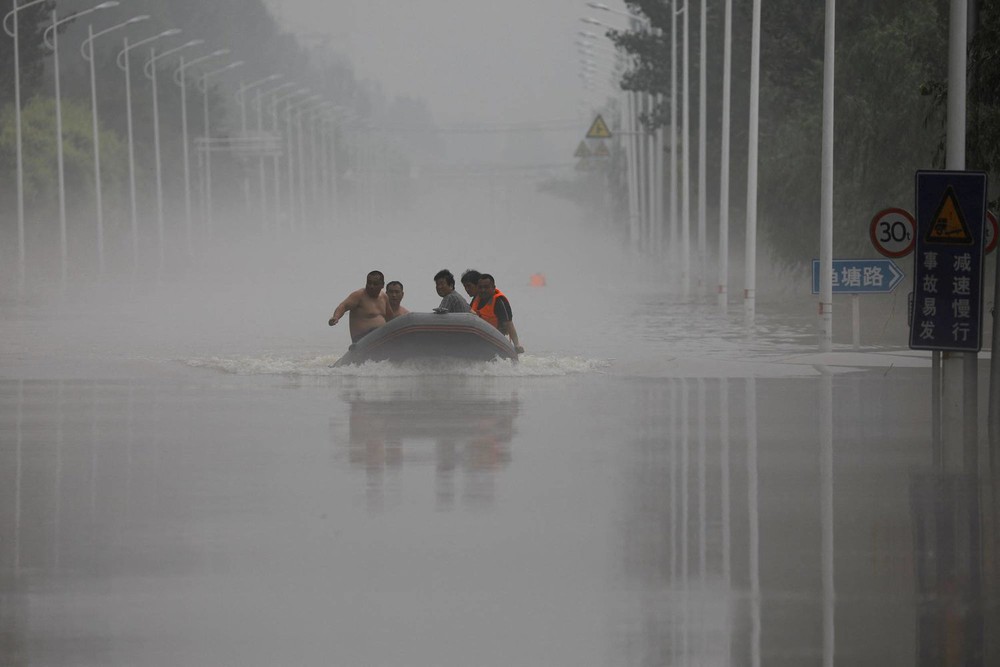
593;140;610;157
586;114;612;139
926;186;974;244
574;141;592;158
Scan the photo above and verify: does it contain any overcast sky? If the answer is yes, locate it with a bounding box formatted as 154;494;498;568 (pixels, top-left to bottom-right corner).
262;0;623;127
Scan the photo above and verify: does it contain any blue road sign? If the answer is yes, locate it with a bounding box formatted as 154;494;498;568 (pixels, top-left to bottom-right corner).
811;258;905;294
909;170;987;352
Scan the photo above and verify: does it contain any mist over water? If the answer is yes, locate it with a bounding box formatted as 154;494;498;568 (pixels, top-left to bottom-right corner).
5;142;976;667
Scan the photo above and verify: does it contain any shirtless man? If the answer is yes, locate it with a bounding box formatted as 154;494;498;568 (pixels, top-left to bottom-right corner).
328;270;389;343
385;281;410;320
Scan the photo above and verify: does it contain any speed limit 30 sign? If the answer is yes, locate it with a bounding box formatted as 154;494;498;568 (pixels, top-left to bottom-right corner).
870;208;916;258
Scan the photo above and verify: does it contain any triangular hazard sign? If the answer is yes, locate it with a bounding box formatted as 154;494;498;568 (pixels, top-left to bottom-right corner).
593;140;610;157
574;141;592;158
586;114;612;139
926;186;974;244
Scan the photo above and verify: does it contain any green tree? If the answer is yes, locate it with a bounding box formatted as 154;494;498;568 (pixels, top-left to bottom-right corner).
0;95;127;213
607;0;949;264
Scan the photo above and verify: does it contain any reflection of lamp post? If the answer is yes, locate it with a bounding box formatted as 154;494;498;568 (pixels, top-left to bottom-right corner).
81;14;151;274
198;60;243;237
173;48;229;255
144;39;203;271
42;0;120;287
117;28;181;274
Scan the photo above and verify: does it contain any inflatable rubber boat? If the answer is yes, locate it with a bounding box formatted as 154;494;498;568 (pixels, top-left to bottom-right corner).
332;312;517;367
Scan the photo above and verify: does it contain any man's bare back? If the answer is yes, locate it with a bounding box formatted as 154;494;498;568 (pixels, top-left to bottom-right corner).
328;272;389;343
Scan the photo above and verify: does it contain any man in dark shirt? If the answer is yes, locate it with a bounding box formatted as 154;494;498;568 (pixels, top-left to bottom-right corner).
434;269;471;313
460;269;481;305
473;273;524;354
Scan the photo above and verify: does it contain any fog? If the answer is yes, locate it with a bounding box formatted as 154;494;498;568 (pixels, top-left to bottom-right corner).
3;1;998;665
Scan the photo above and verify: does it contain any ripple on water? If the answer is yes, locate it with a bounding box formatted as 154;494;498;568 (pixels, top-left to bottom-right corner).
183;354;612;377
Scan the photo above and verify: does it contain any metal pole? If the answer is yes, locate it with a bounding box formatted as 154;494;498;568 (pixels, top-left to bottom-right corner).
945;0;973;468
87;24;105;274
698;0;707;295
149;48;165;271
256;88;267;232
122;37;139;274
52;9;67;287
4;1;26;292
202;75;213;238
272;95;282;234
670;0;679;266
285;100;295;230
297;107;307;230
179;57;193;256
745;0;762;327
989;235;1000;462
718;0;732;311
626;93;640;251
682;0;691;296
819;0;836;351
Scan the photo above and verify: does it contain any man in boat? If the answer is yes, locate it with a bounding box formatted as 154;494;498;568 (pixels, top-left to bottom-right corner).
434;269;471;313
472;273;524;354
460;269;481;305
328;270;389;344
386;280;410;320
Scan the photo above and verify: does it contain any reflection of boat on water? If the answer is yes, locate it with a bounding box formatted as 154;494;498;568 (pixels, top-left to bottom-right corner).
334;382;519;510
333;312;516;367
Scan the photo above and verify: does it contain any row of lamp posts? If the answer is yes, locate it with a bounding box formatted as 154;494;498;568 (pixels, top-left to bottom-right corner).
4;0;351;292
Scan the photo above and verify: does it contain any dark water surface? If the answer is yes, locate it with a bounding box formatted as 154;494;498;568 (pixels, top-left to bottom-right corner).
2;359;996;666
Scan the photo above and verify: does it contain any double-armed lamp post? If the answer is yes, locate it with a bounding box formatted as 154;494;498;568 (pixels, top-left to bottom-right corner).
81;13;150;274
41;0;120;286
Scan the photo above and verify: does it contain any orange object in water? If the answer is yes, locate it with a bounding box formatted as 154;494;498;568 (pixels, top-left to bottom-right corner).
529;273;547;287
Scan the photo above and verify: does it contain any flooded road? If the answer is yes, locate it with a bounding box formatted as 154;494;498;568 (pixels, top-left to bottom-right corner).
1;187;997;665
3;340;995;665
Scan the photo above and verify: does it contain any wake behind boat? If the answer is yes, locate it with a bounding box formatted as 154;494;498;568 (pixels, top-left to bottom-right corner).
332;312;518;367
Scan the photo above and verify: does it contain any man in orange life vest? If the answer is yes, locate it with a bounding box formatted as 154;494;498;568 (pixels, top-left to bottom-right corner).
472;273;524;354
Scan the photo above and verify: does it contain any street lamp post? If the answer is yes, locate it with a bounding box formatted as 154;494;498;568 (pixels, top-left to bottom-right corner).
42;1;120;287
173;48;229;256
235;74;281;218
269;87;310;235
255;81;297;232
198;59;244;238
117;28;181;275
286;95;323;231
4;0;57;292
81;14;150;275
144;39;203;272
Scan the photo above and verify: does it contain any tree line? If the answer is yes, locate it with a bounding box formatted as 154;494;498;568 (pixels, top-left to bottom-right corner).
597;0;999;266
0;0;434;281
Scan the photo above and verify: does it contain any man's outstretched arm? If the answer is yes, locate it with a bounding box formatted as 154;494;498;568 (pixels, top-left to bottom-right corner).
328;292;359;326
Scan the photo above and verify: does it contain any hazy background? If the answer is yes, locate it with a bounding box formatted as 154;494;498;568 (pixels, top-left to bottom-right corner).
263;0;586;125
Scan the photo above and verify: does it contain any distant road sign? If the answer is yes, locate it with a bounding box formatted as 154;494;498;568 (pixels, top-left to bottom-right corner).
585;114;612;139
574;141;591;158
909;170;988;352
811;258;905;294
870;208;915;257
987;211;998;254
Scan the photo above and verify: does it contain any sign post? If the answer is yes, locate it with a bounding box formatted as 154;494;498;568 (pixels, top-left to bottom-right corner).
909;172;987;352
911;170;987;466
812;258;905;349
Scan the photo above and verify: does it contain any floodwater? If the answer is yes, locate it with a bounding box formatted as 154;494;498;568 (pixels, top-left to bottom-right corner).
1;190;998;665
